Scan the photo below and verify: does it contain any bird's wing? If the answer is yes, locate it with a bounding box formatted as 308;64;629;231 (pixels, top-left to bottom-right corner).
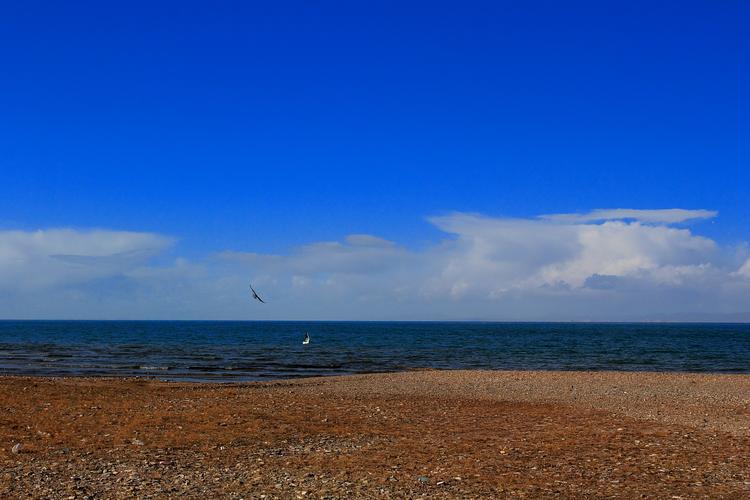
248;284;265;302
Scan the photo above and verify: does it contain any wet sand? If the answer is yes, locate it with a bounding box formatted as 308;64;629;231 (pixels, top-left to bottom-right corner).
1;370;749;498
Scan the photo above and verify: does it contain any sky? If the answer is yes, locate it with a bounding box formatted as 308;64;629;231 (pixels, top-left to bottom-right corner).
1;1;749;320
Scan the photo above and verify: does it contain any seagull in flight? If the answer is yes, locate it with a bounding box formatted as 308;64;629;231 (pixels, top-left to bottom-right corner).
249;284;265;303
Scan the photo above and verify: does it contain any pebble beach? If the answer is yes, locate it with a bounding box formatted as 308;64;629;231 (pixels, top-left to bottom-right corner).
2;370;749;498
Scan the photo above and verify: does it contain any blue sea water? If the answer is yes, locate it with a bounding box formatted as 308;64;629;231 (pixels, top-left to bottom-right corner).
0;321;748;381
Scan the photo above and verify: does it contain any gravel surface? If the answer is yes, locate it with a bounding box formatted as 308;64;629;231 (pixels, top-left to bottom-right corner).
1;371;749;498
285;370;750;435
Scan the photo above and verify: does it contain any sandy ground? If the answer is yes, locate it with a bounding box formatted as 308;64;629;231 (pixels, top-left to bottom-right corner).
1;370;749;498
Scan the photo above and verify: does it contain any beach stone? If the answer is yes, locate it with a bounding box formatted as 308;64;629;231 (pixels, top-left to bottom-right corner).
1;371;749;498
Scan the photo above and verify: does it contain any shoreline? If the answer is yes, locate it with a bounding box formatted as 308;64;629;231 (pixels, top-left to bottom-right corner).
3;364;750;385
2;370;749;497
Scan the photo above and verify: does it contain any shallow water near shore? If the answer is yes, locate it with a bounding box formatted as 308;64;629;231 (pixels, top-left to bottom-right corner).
0;320;748;381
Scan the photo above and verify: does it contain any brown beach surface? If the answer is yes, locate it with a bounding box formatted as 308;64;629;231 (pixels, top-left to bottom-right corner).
1;370;749;498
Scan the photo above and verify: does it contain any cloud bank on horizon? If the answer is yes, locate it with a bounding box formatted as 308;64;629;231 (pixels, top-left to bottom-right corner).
1;209;749;321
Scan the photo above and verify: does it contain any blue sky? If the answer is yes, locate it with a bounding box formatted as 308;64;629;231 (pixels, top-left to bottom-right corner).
1;2;749;319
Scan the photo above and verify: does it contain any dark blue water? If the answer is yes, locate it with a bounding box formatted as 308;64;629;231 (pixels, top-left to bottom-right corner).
0;321;748;381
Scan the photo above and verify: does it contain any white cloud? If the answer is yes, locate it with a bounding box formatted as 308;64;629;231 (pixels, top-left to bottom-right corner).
736;258;750;278
345;234;395;247
0;211;748;320
218;235;408;276
0;229;173;291
424;214;717;292
540;208;717;224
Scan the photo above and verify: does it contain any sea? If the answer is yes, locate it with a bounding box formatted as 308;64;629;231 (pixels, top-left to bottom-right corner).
0;321;748;382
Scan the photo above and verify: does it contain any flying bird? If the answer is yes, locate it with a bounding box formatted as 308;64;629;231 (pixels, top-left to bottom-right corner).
249;284;265;303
